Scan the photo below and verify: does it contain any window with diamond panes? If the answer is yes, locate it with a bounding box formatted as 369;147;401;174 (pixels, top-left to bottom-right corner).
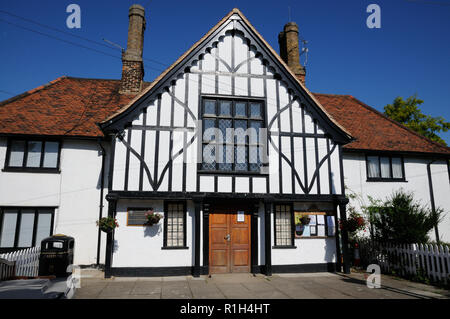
164;202;186;248
274;205;294;246
201;98;265;172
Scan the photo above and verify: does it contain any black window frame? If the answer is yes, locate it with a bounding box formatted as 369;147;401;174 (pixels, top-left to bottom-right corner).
0;207;55;253
3;138;62;173
198;96;267;176
365;153;406;182
162;201;188;250
273;203;296;249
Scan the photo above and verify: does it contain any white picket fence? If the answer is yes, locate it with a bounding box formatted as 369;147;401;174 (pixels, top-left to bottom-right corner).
358;240;450;285
0;246;40;279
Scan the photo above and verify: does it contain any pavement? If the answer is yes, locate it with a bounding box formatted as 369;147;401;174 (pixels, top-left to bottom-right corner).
73;270;450;299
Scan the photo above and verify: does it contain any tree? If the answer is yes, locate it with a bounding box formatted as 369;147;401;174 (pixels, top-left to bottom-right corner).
366;189;442;244
383;95;450;146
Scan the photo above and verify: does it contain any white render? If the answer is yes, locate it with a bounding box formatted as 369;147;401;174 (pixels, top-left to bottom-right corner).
112;200;197;268
343;153;450;242
0;137;109;265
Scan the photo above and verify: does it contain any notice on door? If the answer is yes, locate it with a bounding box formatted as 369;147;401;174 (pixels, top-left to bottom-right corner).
237;211;245;222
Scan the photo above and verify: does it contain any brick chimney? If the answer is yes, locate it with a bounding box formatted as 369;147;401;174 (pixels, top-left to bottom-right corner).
119;4;146;94
278;22;306;84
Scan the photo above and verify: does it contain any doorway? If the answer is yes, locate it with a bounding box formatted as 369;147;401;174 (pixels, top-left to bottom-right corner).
209;208;251;274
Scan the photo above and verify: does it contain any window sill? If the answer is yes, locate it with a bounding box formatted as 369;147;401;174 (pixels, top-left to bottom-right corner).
2;167;60;174
198;170;269;176
272;245;297;249
366;178;407;183
296;236;334;239
161;246;189;250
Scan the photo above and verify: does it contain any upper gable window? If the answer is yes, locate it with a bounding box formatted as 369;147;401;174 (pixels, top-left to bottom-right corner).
366;155;405;181
200;98;266;173
4;139;61;172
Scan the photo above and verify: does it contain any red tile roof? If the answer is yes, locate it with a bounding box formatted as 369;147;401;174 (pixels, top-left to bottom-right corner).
0;76;449;156
314;93;450;156
0;76;146;138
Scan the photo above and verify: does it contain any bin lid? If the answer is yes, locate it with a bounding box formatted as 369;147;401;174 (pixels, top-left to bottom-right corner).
41;234;74;243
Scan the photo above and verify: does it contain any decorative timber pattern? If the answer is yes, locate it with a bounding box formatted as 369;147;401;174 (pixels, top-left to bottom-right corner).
109;13;344;196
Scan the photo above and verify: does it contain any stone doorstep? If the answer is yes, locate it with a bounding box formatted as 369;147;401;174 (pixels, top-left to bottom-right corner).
79;268;105;278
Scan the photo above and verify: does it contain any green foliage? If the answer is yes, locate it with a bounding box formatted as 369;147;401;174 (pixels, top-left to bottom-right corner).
96;216;119;233
366;189;442;244
383;95;450;146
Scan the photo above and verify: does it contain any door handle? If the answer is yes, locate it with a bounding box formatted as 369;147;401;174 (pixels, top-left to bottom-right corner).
224;234;231;241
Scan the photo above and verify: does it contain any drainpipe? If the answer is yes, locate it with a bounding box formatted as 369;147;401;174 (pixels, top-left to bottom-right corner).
96;140;106;266
426;160;440;243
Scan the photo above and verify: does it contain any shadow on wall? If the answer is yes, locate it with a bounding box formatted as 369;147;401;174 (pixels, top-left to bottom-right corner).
331;172;336;194
113;239;119;253
189;208;195;265
143;223;162;237
323;238;336;263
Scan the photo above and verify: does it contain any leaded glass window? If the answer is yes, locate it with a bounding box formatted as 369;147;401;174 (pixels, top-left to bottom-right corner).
201;98;265;173
274;204;293;246
164;202;186;248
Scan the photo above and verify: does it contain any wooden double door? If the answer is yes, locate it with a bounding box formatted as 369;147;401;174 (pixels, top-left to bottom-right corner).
209;208;251;274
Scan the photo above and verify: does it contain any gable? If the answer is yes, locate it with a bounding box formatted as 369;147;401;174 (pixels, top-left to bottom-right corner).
105;9;350;196
100;9;351;144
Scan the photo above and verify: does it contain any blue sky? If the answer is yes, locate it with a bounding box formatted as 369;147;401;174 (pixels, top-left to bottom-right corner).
0;0;449;144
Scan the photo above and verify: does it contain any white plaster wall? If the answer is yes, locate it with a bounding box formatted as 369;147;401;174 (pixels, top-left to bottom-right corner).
271;238;337;266
112;199;196;268
55;140;108;265
0;138;108;265
343;153;450;242
0;138;60;206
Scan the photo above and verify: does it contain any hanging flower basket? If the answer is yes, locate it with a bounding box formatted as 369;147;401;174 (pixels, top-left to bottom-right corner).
97;216;119;233
339;213;366;233
295;225;305;236
145;209;163;226
299;216;311;225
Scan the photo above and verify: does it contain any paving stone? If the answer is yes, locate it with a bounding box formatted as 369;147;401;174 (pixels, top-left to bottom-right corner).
241;281;290;299
161;281;192;299
131;281;162;296
97;282;136;298
215;283;258;299
188;281;225;299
